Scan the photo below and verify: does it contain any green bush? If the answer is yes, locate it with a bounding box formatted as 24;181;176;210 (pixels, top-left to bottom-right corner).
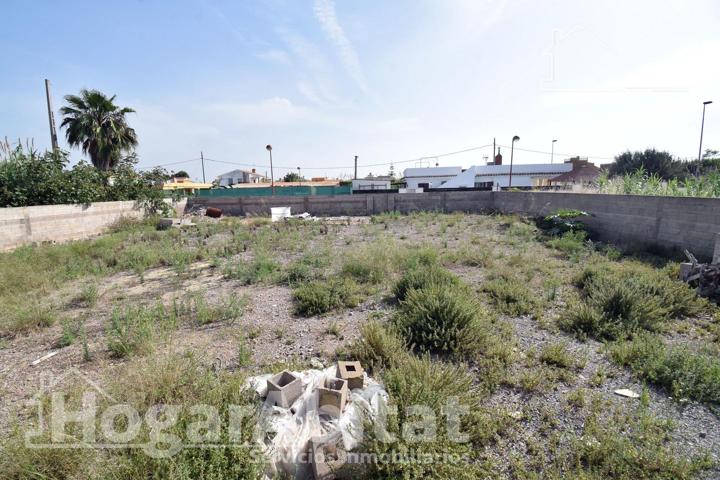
393;264;461;301
553;396;712;479
609;334;720;404
345;320;408;373
222;253;280;285
393;284;488;359
107;304;161;358
293;278;360;316
539;341;575;369
360;355;491;480
340;240;396;284
481;276;541;316
562;262;707;340
0;145;168;208
547;230;588;254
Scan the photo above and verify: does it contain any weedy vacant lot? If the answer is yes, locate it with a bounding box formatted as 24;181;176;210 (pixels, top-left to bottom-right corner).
1;211;719;479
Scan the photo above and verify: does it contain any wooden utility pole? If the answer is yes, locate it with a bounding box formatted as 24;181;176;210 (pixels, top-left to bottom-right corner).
200;151;206;183
354;155;358;179
44;79;59;154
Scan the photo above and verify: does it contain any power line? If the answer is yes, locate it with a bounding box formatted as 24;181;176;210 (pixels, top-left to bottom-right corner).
496;144;613;161
138;158;200;170
202;144;496;171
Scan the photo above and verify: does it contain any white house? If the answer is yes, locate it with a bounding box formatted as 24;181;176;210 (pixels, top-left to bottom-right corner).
216;168;268;186
352;179;392;191
403;162;582;189
402;167;463;189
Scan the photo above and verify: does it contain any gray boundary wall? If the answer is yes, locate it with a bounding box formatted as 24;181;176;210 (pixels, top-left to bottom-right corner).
189;191;720;260
0;201;142;251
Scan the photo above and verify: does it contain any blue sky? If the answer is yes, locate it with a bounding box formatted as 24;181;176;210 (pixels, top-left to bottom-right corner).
1;0;719;181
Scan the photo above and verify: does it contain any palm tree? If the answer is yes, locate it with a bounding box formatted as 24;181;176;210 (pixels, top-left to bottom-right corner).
60;89;138;171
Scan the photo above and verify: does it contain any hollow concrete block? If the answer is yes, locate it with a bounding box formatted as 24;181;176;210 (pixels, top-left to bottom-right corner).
310;433;348;480
267;370;302;408
318;377;348;417
336;360;364;390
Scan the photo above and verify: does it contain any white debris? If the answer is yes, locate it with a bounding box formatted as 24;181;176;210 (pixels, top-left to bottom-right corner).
614;388;640;399
271;206;292;222
246;367;387;479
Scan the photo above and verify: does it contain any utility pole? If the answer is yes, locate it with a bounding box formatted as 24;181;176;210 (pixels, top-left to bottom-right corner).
509;135;520;189
266;145;275;195
44;79;59;155
699;100;713;164
200;151;206;183
354;155;358;180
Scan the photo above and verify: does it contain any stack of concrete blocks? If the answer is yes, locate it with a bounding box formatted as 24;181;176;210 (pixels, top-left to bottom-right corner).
318;377;348;418
266;370;303;408
336;361;364;390
310;432;351;480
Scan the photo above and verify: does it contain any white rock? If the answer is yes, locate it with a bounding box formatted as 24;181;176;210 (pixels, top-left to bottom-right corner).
614;388;640;399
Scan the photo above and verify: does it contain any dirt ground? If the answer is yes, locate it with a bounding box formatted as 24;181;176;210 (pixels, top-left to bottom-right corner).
1;212;719;478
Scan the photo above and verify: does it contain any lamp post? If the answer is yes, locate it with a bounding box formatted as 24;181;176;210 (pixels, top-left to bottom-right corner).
551;139;557;164
297;166;301;187
266;145;274;195
698;101;713;163
508;135;520;189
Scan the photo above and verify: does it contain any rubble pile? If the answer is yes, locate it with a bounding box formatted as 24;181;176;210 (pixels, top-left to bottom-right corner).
681;250;720;301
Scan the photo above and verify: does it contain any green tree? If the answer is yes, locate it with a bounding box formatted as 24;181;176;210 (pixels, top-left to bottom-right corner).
173;170;190;178
282;172;302;182
60;89;138;171
608;149;686;180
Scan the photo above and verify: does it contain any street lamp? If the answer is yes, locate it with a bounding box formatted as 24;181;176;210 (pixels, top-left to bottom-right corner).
698;101;713;163
508;135;520;189
551;139;557;164
266;145;274;195
297;166;301;187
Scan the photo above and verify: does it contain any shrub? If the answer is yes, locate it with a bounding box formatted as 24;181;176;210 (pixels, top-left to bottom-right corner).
393;284;488;359
562;262;707;340
340;240;396;284
398;245;440;270
360;355;491;479
4;304;58;335
393;264;461;301
539;341;575;369
192;295;247;325
547;230;588;254
293;278;360;316
554;396;712;479
222;253;280;285
609;334;720;404
481;276;541;316
345;320;408;373
107;305;158;358
442;244;493;267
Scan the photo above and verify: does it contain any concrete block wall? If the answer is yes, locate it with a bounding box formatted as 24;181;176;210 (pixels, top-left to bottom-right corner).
0;201;142;251
189;191;720;260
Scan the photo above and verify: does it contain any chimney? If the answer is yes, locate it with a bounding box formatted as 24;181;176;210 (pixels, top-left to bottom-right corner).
494;148;503;165
252;168;256;173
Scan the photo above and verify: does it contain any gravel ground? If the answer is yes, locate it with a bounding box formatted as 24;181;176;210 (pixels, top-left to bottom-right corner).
1;213;718;477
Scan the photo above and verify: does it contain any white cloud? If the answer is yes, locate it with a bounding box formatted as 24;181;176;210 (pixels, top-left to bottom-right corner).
313;0;371;97
256;48;291;65
209;97;319;126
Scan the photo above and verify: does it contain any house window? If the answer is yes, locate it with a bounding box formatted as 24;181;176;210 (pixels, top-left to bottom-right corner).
418;182;430;189
474;181;493;190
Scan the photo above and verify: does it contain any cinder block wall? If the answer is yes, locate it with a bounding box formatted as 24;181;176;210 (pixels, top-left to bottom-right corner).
0;201;142;251
189;192;720;260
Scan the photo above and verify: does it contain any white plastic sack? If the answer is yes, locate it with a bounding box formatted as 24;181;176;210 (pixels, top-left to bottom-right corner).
271;206;292;222
246;367;387;479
